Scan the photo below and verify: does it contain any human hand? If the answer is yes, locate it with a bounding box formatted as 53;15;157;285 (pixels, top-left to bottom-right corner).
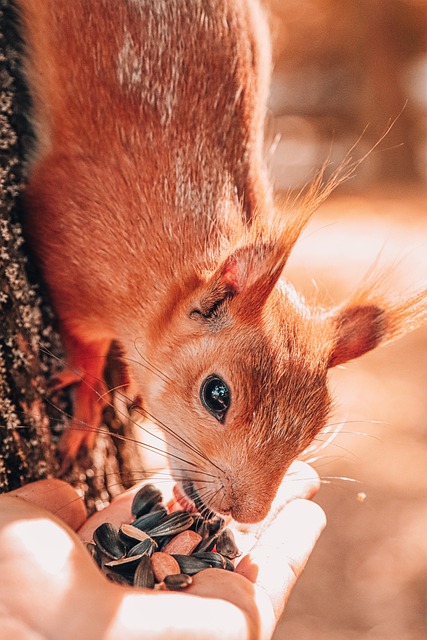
0;462;325;640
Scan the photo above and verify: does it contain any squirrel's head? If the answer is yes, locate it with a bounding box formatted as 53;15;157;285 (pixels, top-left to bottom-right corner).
127;177;427;523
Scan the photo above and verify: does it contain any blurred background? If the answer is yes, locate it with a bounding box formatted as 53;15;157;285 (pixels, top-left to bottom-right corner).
266;0;426;189
262;2;427;639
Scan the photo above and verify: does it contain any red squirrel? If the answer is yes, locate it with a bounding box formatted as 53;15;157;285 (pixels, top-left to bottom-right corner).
17;0;426;522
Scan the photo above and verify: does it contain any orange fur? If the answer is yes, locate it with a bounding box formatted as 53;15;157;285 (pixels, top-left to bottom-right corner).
18;0;426;522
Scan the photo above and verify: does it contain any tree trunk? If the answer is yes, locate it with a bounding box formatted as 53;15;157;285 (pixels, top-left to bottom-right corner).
0;2;143;511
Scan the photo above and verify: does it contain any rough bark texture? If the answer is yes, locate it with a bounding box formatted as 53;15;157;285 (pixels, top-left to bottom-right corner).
0;0;58;491
0;2;142;510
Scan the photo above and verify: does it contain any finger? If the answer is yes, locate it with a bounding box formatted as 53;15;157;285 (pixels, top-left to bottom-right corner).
0;495;252;640
8;479;86;532
275;459;321;502
236;499;326;620
109;583;253;640
78;473;176;541
0;495;119;640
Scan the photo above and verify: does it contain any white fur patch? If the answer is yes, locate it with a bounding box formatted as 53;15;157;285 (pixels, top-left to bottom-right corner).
277;279;311;318
117;31;143;87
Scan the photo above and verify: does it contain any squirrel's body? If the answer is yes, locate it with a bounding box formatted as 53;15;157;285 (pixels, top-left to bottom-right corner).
18;0;427;522
22;0;270;335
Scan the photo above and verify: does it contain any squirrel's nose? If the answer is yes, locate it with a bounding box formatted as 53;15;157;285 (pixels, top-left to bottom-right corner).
229;496;271;523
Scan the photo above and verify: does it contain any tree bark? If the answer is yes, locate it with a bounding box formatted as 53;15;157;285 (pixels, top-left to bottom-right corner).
0;0;58;491
0;2;142;511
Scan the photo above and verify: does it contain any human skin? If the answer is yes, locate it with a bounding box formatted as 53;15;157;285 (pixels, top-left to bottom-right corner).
0;461;325;640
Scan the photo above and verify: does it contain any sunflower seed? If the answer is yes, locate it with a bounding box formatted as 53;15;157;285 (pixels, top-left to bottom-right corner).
190;515;209;537
193;533;218;553
216;528;241;559
87;483;241;590
119;524;152;545
127;537;158;557
93;523;125;560
192;551;227;569
154;534;176;550
147;511;194;538
106;572;132;586
206;516;225;536
223;557;235;572
133;555;155;589
104;553;145;576
150;502;167;512
132;507;168;532
131;484;163;518
171;554;212;575
164;573;193;590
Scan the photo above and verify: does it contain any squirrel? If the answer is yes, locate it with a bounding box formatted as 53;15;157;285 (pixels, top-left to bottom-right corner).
16;0;426;522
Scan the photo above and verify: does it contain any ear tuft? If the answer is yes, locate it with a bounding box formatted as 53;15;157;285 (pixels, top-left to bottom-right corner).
328;305;386;367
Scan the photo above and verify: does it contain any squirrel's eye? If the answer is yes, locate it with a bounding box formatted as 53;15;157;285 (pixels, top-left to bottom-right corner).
200;375;230;422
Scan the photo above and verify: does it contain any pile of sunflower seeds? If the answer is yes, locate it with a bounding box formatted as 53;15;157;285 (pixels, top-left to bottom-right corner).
87;483;241;591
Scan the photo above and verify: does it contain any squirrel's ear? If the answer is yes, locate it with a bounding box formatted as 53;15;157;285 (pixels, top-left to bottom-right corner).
194;165;350;320
327;288;427;368
328;304;385;367
193;242;284;319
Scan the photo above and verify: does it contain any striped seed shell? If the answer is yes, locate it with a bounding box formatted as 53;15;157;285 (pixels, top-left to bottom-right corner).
151;502;167;512
216;528;241;559
223;557;235;572
106;572;132;586
104;553;145;577
206;516;225;536
133;555;155;589
131;484;163;518
93;523;125;560
127;536;158;557
119;524;152;545
147;511;194;538
190;515;209;537
164;573;193;590
154;534;176;550
132;507;168;532
171;554;212;575
192;551;227;569
193;533;218;553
